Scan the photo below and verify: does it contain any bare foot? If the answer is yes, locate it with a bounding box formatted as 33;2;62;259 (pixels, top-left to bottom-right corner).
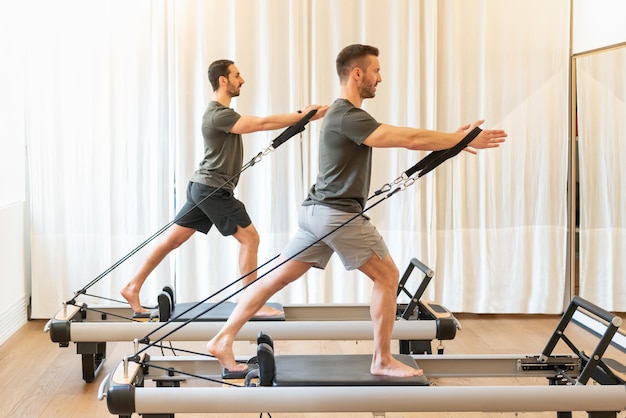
370;356;424;377
207;338;248;372
120;284;149;314
253;304;284;318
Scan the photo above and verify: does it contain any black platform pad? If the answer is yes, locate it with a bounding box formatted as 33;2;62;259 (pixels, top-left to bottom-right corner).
170;302;285;321
132;310;158;320
273;354;429;386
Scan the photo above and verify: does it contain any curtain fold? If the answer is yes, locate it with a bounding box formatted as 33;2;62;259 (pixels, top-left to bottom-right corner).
307;0;570;313
430;0;570;313
25;0;571;317
577;47;626;311
28;1;173;317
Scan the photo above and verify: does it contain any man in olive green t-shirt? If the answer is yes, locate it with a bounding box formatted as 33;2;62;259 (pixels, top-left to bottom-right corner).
121;59;327;315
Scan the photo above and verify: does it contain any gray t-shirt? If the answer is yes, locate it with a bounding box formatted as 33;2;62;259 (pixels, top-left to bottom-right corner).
304;98;381;213
191;101;242;190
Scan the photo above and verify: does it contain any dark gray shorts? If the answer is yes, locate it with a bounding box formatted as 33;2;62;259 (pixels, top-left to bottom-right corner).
281;204;389;270
174;182;251;236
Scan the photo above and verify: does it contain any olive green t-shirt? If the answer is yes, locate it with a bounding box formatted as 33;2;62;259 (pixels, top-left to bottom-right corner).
303;98;381;213
191;101;242;190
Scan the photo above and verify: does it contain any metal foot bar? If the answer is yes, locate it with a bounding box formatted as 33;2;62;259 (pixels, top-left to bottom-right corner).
106;385;626;415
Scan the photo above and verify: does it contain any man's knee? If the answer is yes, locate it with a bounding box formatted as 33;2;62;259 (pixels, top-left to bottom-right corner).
164;226;194;249
235;224;260;248
382;264;400;288
387;263;400;282
246;230;260;248
360;253;399;283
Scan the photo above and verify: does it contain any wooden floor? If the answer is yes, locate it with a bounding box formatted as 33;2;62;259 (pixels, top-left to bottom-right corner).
1;313;625;418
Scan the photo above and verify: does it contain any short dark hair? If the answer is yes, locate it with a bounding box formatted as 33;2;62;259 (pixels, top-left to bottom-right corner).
336;44;379;82
208;59;234;91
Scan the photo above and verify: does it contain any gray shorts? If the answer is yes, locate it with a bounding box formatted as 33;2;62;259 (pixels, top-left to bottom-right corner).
281;204;389;270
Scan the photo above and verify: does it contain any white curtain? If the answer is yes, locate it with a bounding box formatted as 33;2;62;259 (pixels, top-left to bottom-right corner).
577;47;626;311
27;1;174;317
305;0;571;313
24;0;571;318
430;0;571;313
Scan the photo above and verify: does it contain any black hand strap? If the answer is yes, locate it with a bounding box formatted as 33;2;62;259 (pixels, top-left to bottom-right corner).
271;109;317;149
404;126;482;178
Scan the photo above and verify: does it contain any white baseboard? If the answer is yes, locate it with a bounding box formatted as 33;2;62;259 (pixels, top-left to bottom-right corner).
0;296;28;346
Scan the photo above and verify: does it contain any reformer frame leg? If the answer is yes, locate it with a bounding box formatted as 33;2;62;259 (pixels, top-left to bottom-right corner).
142;382;176;417
396;258;450;355
78;341;106;383
399;339;432;355
541;296;624;418
548;376;572;418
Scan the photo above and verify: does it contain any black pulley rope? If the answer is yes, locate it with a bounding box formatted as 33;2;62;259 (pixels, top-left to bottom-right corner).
136;253;280;345
131;126;483;356
134;195;390;353
67;109;318;304
131;183;393;359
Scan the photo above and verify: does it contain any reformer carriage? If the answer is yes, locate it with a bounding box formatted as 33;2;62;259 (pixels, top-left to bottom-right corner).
101;296;626;417
46;257;459;382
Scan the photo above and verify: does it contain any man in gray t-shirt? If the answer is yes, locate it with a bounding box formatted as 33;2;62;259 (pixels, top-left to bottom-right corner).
208;44;506;377
192;100;245;192
121;59;326;315
304;98;380;213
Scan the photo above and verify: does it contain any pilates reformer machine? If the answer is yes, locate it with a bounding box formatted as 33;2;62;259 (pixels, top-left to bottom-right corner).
46;257;459;383
42;109;319;382
101;295;626;417
98;124;625;416
45;111;474;383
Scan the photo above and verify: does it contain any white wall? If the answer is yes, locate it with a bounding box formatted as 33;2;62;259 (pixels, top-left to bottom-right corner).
573;0;626;54
0;1;29;345
0;202;28;346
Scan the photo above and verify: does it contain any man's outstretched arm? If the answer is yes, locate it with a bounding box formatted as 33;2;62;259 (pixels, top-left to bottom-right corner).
230;104;328;134
363;119;506;151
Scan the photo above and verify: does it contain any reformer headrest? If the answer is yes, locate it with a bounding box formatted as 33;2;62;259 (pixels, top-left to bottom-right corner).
257;341;276;386
257;331;274;349
157;290;173;321
162;285;175;304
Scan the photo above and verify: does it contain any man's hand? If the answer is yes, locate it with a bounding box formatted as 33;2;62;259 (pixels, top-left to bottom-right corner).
459;119;507;154
301;104;330;121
